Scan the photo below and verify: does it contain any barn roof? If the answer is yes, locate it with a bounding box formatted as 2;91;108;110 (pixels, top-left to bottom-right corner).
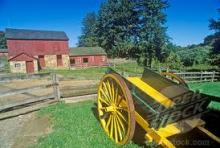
0;48;8;53
9;52;38;61
69;47;107;56
5;28;69;41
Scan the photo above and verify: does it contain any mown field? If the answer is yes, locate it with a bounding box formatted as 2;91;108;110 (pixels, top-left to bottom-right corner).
41;60;143;80
35;101;139;148
189;82;220;111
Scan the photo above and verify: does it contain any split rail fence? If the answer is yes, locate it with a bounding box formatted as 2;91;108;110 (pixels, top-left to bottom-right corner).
0;73;60;120
174;71;220;83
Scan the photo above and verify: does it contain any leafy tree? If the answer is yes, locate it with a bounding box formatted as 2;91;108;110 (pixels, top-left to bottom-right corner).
136;0;169;67
176;46;211;66
208;8;220;65
165;51;183;70
0;31;7;49
96;0;138;57
78;12;99;47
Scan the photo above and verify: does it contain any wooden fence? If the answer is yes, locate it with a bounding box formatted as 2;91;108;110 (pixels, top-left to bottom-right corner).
174;71;220;83
0;73;60;119
0;72;51;82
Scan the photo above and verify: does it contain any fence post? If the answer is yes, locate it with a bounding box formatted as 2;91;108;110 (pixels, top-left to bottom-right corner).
211;71;215;82
52;73;60;101
200;72;203;82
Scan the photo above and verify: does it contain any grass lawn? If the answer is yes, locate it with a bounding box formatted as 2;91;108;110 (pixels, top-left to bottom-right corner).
42;67;107;80
35;101;139;148
189;82;220;111
41;60;143;80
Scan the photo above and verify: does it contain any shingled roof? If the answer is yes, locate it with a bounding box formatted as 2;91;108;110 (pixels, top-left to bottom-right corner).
5;28;69;40
69;47;106;56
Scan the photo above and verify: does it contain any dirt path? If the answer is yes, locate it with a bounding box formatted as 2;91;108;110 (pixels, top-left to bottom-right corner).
0;113;51;148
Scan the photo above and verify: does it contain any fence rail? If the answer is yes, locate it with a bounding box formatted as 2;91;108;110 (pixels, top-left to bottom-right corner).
174;71;220;83
0;73;60;119
0;72;51;82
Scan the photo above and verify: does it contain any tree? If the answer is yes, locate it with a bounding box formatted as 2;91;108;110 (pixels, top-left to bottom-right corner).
208;8;220;65
165;51;183;70
176;45;211;66
96;0;138;57
0;32;7;49
136;0;169;67
78;12;99;47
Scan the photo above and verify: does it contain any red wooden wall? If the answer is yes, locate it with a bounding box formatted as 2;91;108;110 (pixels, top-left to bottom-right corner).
7;39;69;57
70;55;107;67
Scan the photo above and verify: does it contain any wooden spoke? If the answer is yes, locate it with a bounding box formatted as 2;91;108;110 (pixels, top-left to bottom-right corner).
116;110;127;122
97;73;135;145
106;115;112;131
113;116;118;143
116;115;126;135
99;88;111;104
115;115;123;141
99;95;110;106
102;82;112;103
106;80;113;101
111;82;115;104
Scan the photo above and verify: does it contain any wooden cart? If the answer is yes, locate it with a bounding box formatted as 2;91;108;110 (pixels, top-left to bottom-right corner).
97;68;220;147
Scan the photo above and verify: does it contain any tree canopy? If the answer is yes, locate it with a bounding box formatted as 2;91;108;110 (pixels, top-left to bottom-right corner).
136;0;168;66
78;12;99;47
78;0;168;66
208;8;220;65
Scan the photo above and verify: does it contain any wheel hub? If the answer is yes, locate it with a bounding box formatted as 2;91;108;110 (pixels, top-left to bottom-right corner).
105;104;117;112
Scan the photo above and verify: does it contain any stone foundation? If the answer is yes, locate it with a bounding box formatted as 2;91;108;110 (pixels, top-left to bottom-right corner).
45;54;69;69
62;54;70;68
45;55;57;68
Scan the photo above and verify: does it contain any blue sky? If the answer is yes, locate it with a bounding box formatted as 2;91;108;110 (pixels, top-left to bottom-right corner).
0;0;219;47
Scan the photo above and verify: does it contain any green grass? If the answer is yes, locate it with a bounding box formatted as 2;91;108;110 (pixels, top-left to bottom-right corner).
189;82;220;111
35;101;139;148
41;60;143;80
41;67;107;80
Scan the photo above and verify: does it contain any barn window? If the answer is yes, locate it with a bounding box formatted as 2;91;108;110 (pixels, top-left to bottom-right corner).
83;58;88;63
101;56;106;62
15;63;21;68
70;58;75;66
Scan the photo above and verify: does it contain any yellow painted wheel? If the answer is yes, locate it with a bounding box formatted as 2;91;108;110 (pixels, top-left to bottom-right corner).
97;73;135;145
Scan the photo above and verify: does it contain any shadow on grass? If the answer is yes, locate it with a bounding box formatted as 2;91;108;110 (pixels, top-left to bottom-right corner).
91;103;149;147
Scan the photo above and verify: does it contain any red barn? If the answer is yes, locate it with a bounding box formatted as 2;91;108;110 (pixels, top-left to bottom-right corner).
69;47;107;68
6;28;70;73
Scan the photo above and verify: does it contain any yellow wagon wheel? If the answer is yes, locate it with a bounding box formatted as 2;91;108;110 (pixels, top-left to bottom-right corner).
161;72;188;88
97;73;135;145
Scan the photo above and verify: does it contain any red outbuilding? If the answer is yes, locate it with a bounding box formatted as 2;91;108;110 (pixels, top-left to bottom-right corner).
69;47;107;68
